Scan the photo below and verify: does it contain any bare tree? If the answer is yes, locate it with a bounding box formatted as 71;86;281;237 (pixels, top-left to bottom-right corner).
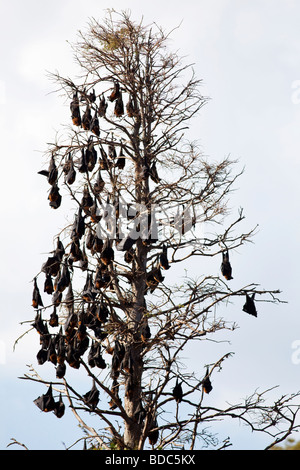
20;10;300;450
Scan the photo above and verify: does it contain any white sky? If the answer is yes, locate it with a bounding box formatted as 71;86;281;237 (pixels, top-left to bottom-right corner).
1;0;300;450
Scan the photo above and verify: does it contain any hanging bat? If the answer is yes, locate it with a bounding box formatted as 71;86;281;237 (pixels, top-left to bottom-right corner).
85;139;98;172
64;283;74;312
34;384;55;413
56;362;66;379
100;239;114;265
108;142;117;160
55;237;65;261
44;273;54;295
52;290;62;307
48;184;61;209
32;278;43;309
148;419;159;446
98;94;108;117
71;208;85;240
53;393;65;418
125;374;135;399
47;336;57;365
159;245;170;270
124;247;135;264
70;91;81;126
49;307;59;327
82;105;92;130
79;244;89;271
149;161;160;184
41;255;60;277
88;88;96;103
81;185;94;212
70;239;83;262
114;93;124;117
83;381;99;410
108;80;121;102
115;145;126;169
65;156;76;185
221;251;233;280
38;155;58;186
91;110;100;136
243;293;257;317
140;321;151;343
126;95;136;118
36;347;48;365
56;262;70;293
109;378;120;410
93;169;105;194
172;378;183;404
202;367;213;394
96;301;109;323
88;341;106;369
78;148;88;173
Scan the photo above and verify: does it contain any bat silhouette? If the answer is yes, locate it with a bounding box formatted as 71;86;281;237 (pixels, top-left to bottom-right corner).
44;273;54;295
83;381;99;410
93;169;105;194
32;278;43;309
221;251;233;280
98;94;108;117
49;306;59;327
172;378;183;403
243;293;257;317
53;393;65;418
202;367;213;394
85;139;98;172
82;105;92;130
34;384;55;412
100;239;114;266
91;110;100;136
114;93;124;117
148;419;159;446
159;245;170;270
109;80;121;102
70;91;81;126
38;155;58;186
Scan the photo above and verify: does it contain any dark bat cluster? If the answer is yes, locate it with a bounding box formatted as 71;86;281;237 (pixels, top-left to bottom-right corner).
32;80;170;422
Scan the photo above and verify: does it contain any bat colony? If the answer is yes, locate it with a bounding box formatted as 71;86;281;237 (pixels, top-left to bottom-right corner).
32;80;258;440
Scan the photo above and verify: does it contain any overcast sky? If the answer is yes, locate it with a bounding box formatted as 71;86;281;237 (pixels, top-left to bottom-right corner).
1;0;300;450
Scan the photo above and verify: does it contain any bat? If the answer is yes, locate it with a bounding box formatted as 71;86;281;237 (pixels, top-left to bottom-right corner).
149;161;160;184
70;239;83;262
159;245;170;270
172;378;183;403
49;307;59;327
85;139;98;172
55;238;65;261
36;347;48;365
32;278;43;309
148;420;159;446
41;255;60;277
114;94;124;117
47;337;57;365
64;283;74;312
88;88;96;103
78;148;88;173
91;110;100;136
96;301;109;323
88;341;106;369
56;362;66;379
126;95;136;118
202;367;213;394
34;384;55;412
83;381;99;410
140;322;151;343
48;184;62;209
71;209;85;240
100;239;114;265
81;185;94;211
221;251;233;280
89;198;102;224
65;156;76;185
70;91;81;126
243;293;257;317
124;247;135;264
108;80;121;102
82;105;92;130
115;145;126;169
38;155;58;186
56;262;70;293
98;94;107;117
108;142;117;160
53;393;65;418
93;169;105;194
109;378;120;410
44;273;54;295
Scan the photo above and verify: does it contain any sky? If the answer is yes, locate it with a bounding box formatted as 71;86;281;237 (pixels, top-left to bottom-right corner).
1;0;300;450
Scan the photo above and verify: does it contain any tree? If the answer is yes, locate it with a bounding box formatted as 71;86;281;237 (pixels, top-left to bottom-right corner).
20;10;300;450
